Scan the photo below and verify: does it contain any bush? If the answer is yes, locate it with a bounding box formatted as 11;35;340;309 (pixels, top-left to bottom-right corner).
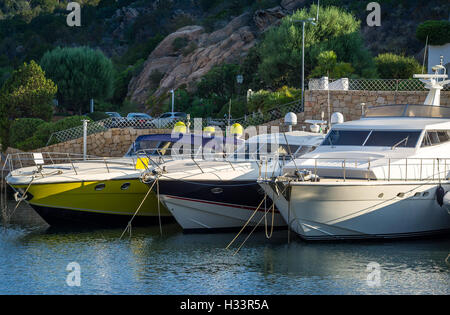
375;53;421;79
247;86;301;113
9;118;45;149
196;64;241;98
416;20;450;46
309;50;355;78
87;111;109;121
172;37;189;51
18;115;93;150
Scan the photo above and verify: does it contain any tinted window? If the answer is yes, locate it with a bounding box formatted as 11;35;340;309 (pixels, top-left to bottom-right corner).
323;130;370;146
364;131;421;147
422;130;450;147
160;113;172;118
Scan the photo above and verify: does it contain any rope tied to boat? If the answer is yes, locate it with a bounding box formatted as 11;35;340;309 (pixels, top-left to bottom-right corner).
120;175;159;240
6;176;36;223
227;180;289;256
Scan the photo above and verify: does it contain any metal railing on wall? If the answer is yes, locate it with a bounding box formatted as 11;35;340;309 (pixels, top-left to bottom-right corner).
45;99;303;146
308;77;450;91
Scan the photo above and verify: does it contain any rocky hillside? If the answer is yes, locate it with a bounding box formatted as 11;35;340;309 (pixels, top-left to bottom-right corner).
127;0;450;106
1;0;449;110
128;6;291;104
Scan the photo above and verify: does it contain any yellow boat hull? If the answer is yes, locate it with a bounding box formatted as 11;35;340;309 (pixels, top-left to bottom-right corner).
11;179;172;227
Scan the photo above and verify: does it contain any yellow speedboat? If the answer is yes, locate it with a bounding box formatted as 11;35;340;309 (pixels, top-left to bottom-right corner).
5;133;243;227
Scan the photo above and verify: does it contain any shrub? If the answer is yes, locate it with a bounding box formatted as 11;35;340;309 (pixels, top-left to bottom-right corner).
149;70;165;86
375;53;421;79
416;20;450;46
196;64;241;98
87;111;109;121
172;37;189;51
309;50;355;78
9;118;45;149
247;86;301;113
29;115;92;149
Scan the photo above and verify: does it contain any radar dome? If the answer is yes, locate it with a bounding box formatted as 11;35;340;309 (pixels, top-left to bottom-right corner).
331;112;344;125
284;112;297;126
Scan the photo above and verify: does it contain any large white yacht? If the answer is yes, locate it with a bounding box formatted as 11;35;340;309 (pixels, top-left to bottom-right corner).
142;131;325;232
259;65;450;240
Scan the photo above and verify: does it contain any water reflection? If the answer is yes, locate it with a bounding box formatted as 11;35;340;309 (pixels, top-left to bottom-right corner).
0;200;449;294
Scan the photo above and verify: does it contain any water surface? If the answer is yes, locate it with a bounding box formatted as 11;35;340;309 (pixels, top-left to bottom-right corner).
0;201;449;294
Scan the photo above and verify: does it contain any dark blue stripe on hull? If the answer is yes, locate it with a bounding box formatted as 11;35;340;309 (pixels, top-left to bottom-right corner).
156;180;269;209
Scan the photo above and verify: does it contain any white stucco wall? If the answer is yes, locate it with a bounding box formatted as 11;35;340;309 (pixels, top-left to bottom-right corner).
428;43;450;73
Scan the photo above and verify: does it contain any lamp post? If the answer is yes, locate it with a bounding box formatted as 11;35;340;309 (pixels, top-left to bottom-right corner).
228;75;244;127
170;89;175;113
290;17;316;111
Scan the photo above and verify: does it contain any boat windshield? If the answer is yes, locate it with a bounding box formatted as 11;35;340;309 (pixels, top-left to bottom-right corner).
238;143;305;160
323;130;421;148
363;104;450;119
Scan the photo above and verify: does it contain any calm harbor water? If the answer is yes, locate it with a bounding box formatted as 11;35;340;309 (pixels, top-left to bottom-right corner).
0;200;449;295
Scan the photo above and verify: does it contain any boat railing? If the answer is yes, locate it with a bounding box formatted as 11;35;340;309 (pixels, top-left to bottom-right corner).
1;152;140;176
274;157;450;182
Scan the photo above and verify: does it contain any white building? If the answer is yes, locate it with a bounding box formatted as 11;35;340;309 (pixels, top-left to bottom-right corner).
428;43;450;73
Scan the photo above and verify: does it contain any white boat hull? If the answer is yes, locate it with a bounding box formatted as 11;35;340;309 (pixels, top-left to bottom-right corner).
161;195;286;232
259;181;450;240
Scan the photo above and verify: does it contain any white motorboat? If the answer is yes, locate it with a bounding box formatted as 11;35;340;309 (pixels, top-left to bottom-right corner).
259;64;450;240
143;131;325;232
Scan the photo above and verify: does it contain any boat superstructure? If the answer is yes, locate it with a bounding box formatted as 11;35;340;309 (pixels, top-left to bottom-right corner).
258;64;450;240
142;131;325;232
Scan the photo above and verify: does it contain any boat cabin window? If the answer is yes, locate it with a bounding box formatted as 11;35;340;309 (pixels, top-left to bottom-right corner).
295;145;315;157
421;130;450;147
323;129;421;148
323;130;370;146
364;131;421;147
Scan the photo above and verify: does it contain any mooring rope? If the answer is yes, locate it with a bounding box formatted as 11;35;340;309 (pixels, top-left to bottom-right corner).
7;176;35;222
120;176;159;239
156;177;162;236
225;194;268;250
229;181;289;255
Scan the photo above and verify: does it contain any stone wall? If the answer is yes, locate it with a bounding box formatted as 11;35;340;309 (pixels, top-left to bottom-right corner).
265;90;450;131
34;128;172;157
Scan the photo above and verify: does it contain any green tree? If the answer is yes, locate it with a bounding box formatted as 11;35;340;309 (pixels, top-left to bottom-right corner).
416;20;450;46
0;60;56;149
257;5;376;88
196;64;241;98
309;50;355;78
375;53;421;79
0;60;57;150
40;46;114;114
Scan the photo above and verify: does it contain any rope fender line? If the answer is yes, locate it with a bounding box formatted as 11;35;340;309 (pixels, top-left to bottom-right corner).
228;182;289;256
120;176;159;240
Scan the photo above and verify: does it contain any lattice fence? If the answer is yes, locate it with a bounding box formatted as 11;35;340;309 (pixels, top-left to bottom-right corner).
308;78;450;91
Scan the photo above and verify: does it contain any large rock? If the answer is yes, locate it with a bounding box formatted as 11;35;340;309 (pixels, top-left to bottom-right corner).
127;13;258;106
280;0;307;11
254;6;288;32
